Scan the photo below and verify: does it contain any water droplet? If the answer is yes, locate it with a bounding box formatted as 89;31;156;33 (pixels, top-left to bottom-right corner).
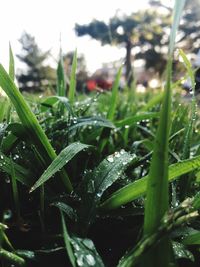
0;155;3;160
74;244;80;251
3;209;12;220
85;254;95;266
83;239;94;249
77;255;84;266
114;151;120;158
125;125;129;129
5;176;10;183
87;180;95;193
120;149;125;155
107;156;114;163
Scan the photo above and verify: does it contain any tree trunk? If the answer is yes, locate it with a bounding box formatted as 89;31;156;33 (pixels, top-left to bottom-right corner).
125;39;133;87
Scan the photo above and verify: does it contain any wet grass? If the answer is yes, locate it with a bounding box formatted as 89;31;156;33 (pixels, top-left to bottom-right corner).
0;1;200;266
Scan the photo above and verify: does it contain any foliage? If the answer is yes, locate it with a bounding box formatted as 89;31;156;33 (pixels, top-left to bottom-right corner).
75;9;171;83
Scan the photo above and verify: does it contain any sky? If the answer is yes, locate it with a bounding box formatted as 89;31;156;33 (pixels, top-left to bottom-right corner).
0;0;172;74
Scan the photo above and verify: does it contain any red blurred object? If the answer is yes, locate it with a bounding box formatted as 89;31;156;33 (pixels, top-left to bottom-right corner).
86;79;112;91
86;80;97;91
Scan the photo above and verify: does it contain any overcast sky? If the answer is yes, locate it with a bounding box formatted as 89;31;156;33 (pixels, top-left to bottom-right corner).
0;0;172;73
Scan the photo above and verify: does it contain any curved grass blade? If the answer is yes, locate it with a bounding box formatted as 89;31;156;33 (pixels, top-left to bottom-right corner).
70;237;105;267
107;67;122;121
69;116;115;132
100;154;200;211
182;232;200;245
68;49;77;105
51;202;77;222
0;248;25;266
115;112;159;127
41;96;74;115
79;151;136;234
100;154;200;210
140;92;163;112
0;64;72;192
30;142;90;192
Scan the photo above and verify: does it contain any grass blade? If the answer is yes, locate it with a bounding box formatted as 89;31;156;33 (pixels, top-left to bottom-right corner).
141;2;186;266
0;151;33;186
107;67;122;121
68;49;77;105
115;112;159;127
9;43;15;81
68;116;115;132
179;49;197;199
30;142;90;192
10;158;20;222
0;64;73;192
79;151;135;234
57;52;66;97
100;153;200;210
60;211;76;267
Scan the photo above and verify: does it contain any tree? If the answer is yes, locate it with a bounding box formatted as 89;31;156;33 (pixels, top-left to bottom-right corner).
17;32;56;92
150;0;200;54
75;10;170;86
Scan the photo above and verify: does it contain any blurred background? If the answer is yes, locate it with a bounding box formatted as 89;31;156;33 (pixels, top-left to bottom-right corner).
0;0;200;93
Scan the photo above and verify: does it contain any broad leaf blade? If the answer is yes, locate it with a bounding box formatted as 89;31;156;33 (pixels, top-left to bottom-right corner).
100;154;200;210
79;151;136;234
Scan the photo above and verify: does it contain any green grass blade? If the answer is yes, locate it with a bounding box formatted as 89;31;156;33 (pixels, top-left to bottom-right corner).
143;59;171;235
79;151;135;234
115;112;159;127
182;232;200;245
30;142;90;192
41;96;74;115
179;49;197;199
141;2;186;266
60;211;76;267
68;116;115;132
107;67;122;121
0;64;72;192
68;49;77;105
10;158;20;222
9;43;15;81
57;53;66;97
100;153;200;210
140;92;163;112
0;151;33;186
51;202;77;221
0;98;9;122
0;248;25;266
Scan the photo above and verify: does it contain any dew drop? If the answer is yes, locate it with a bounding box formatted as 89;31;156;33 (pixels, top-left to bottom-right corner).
77;255;84;266
85;254;95;266
107;156;114;163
